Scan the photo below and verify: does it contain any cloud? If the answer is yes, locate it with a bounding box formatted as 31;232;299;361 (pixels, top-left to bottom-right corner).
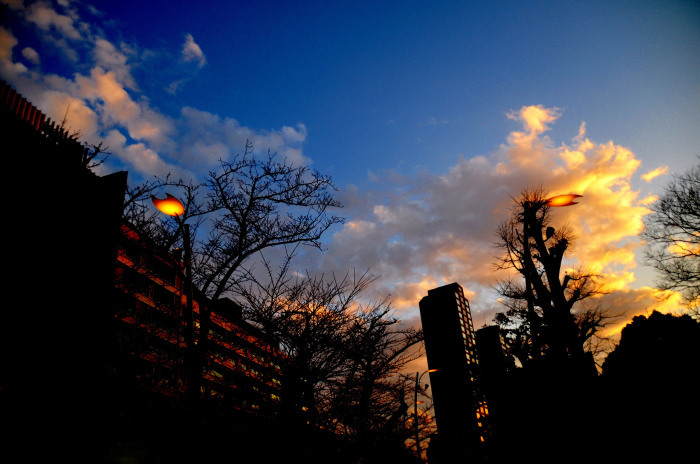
25;0;82;40
641;165;669;182
1;2;683;347
21;47;40;65
177;107;309;168
319;105;676;338
40;89;99;136
0;26;17;62
92;38;137;90
0;26;28;78
1;2;312;182
181;33;206;68
75;66;174;148
597;287;685;338
101;129;188;179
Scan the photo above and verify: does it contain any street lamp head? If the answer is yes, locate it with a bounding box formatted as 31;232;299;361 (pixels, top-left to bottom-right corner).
152;194;184;217
545;194;582;207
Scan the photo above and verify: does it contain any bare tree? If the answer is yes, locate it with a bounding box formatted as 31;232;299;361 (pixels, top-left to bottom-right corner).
236;252;367;426
642;161;700;311
333;301;424;448
236;251;423;459
493;187;608;365
124;141;344;406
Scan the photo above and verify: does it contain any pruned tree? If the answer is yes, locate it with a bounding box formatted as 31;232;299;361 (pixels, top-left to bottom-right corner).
641;161;700;312
493;187;608;366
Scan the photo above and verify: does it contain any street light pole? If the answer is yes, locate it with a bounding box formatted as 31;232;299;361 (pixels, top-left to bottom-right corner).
414;372;420;462
413;369;436;463
151;194;197;408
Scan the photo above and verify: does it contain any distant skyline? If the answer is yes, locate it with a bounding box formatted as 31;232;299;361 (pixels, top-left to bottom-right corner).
2;0;698;343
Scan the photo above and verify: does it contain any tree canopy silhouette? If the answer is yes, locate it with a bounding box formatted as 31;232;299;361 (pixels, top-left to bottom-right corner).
641;161;700;312
236;252;424;452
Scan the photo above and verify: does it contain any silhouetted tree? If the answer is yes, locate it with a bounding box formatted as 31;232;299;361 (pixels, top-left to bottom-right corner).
602;310;699;381
600;311;700;462
236;251;423;460
124;141;344;409
333;303;424;452
641;161;700;312
493;187;608;367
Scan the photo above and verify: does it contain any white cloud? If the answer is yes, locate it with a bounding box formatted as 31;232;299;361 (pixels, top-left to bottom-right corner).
177;107;310;168
181;33;206;68
93;38;137;90
21;47;40;65
1;3;310;181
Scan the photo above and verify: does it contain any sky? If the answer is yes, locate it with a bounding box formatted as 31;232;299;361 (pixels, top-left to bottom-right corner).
2;0;698;357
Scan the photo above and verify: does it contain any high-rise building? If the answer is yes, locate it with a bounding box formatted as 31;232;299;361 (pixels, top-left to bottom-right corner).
419;283;487;461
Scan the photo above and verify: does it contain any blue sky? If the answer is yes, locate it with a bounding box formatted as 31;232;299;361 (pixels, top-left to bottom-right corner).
2;0;698;340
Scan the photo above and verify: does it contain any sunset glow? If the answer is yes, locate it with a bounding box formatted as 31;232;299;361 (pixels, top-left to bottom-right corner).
2;0;696;375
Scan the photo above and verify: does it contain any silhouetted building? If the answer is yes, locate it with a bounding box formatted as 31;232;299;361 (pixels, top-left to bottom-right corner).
0;81;288;461
113;222;285;419
419;283;487;463
1;79;128;459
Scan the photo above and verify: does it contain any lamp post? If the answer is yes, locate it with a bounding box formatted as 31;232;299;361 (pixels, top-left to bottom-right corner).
413;369;437;463
151;194;196;407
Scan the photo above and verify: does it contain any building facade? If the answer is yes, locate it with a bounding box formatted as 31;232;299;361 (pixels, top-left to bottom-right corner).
112;222;285;419
419;283;488;462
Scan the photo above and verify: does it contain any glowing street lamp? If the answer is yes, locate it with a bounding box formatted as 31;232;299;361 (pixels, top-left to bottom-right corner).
545;193;582;207
152;193;185;216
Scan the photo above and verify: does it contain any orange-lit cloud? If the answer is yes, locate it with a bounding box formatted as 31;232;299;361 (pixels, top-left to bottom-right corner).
597;287;685;339
323;105;685;344
641;165;669;182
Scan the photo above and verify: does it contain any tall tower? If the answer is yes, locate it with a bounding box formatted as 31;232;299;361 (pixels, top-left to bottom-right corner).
419;283;487;461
